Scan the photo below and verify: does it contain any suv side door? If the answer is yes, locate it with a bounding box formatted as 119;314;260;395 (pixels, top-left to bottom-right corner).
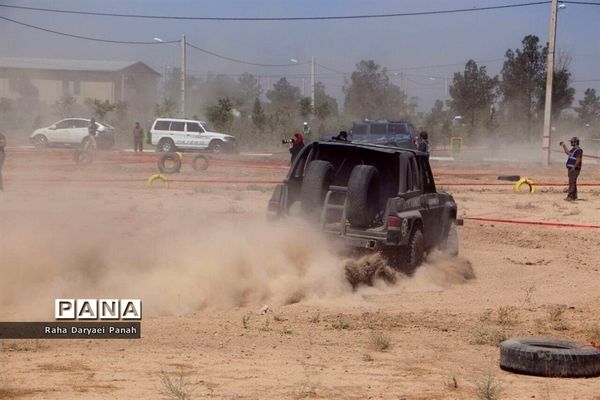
417;156;445;247
169;121;187;148
185;122;210;149
70;119;90;144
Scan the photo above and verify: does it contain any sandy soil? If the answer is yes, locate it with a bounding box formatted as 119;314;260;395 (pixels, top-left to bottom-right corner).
1;148;600;400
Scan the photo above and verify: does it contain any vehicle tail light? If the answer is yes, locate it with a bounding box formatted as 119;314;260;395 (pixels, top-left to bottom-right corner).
387;216;402;231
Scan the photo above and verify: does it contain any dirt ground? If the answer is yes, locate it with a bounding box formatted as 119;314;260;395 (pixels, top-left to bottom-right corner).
1;148;600;400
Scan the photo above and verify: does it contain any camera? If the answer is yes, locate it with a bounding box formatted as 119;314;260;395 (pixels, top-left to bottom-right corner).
281;138;294;144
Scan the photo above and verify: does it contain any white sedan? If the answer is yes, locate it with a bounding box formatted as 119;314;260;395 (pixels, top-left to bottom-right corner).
31;118;116;150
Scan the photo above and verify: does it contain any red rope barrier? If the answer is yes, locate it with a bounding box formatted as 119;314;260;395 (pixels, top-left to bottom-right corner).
464;216;600;229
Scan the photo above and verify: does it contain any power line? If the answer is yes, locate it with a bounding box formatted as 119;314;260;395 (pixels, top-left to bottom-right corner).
186;43;308;67
0;1;552;21
562;1;600;5
0;15;179;45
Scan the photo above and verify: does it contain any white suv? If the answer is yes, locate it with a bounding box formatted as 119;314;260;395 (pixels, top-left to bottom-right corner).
150;118;237;153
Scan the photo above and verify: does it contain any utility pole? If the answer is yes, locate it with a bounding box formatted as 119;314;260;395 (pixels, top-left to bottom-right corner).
542;0;559;166
180;34;186;118
311;56;315;109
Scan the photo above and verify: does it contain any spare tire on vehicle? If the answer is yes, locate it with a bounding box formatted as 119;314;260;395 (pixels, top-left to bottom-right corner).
500;337;600;378
158;152;182;174
346;165;381;228
192;154;209;171
300;160;334;214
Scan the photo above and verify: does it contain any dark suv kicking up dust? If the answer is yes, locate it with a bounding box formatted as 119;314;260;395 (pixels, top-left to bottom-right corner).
268;141;461;274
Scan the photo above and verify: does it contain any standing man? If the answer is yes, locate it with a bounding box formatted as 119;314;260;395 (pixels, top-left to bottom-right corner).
289;133;305;164
417;131;431;159
560;136;583;201
84;117;98;151
132;122;144;152
0;131;5;191
302;121;312;143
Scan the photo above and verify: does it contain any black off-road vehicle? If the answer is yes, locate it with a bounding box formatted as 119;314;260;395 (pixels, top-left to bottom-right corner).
268;141;461;273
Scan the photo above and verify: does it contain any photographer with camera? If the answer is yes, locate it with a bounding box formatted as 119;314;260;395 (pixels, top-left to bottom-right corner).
284;133;305;164
560;137;583;201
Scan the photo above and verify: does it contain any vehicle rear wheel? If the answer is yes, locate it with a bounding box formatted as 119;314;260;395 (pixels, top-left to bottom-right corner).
346;165;381;228
388;226;424;275
158;152;182;174
32;135;48;148
158;139;176;153
300;160;334;214
209;140;224;153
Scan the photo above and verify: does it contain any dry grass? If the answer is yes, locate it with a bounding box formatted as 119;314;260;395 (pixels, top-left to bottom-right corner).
158;368;196;400
470;329;507;346
362;353;374;362
242;313;252;329
514;202;537;210
496;306;519;326
331;315;351;330
443;374;459;390
547;305;569;331
475;372;502;400
309;313;320;324
369;332;391;352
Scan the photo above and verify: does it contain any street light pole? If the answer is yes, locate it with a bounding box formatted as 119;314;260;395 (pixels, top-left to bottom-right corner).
311;56;315;109
542;0;559;166
181;34;186;118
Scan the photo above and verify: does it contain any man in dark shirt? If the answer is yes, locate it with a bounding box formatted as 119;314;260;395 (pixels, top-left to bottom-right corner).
133;122;144;152
417;131;431;158
289;133;305;164
0;132;6;191
560;136;583;201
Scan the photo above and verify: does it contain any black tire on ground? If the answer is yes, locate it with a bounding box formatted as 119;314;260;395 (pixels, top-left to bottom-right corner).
74;150;93;165
440;222;459;256
192;154;209;171
158;139;176;153
300;160;334;214
401;226;425;275
209;140;224;153
158;152;182;174
497;175;521;182
346;165;381;228
500;337;600;378
32;135;48;148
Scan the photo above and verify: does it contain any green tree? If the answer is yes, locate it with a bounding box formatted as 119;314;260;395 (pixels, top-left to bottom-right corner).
575;88;600;127
343;60;408;120
251;97;266;131
423;99;449;136
206;97;234;131
537;67;575;121
266;78;302;112
314;81;338;119
448;59;498;129
299;97;313;120
52;95;76;118
500;35;548;133
154;97;177;118
84;98;116;120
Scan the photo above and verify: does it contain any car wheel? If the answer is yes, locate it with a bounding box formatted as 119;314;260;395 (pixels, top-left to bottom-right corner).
209;140;224;153
346;165;381;228
158;139;175;153
386;226;424;275
192;154;209;171
32;135;48;148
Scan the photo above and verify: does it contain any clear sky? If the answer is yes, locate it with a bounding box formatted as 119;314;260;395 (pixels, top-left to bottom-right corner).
0;0;598;111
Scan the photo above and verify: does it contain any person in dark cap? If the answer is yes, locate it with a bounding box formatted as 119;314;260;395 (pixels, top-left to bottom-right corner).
333;131;349;142
133;122;144;152
289;133;305;164
417;131;431;158
560;136;583;201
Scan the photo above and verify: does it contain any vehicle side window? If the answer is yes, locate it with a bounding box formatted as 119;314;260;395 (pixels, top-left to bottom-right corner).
186;122;201;133
370;123;387;135
154;121;170;130
55;120;70;129
419;157;436;193
171;122;185;132
407;157;419;192
351;124;368;135
73;120;88;128
389;123;408;134
409;157;421;191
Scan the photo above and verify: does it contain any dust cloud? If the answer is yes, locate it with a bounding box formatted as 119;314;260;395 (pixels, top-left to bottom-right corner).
0;195;473;320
